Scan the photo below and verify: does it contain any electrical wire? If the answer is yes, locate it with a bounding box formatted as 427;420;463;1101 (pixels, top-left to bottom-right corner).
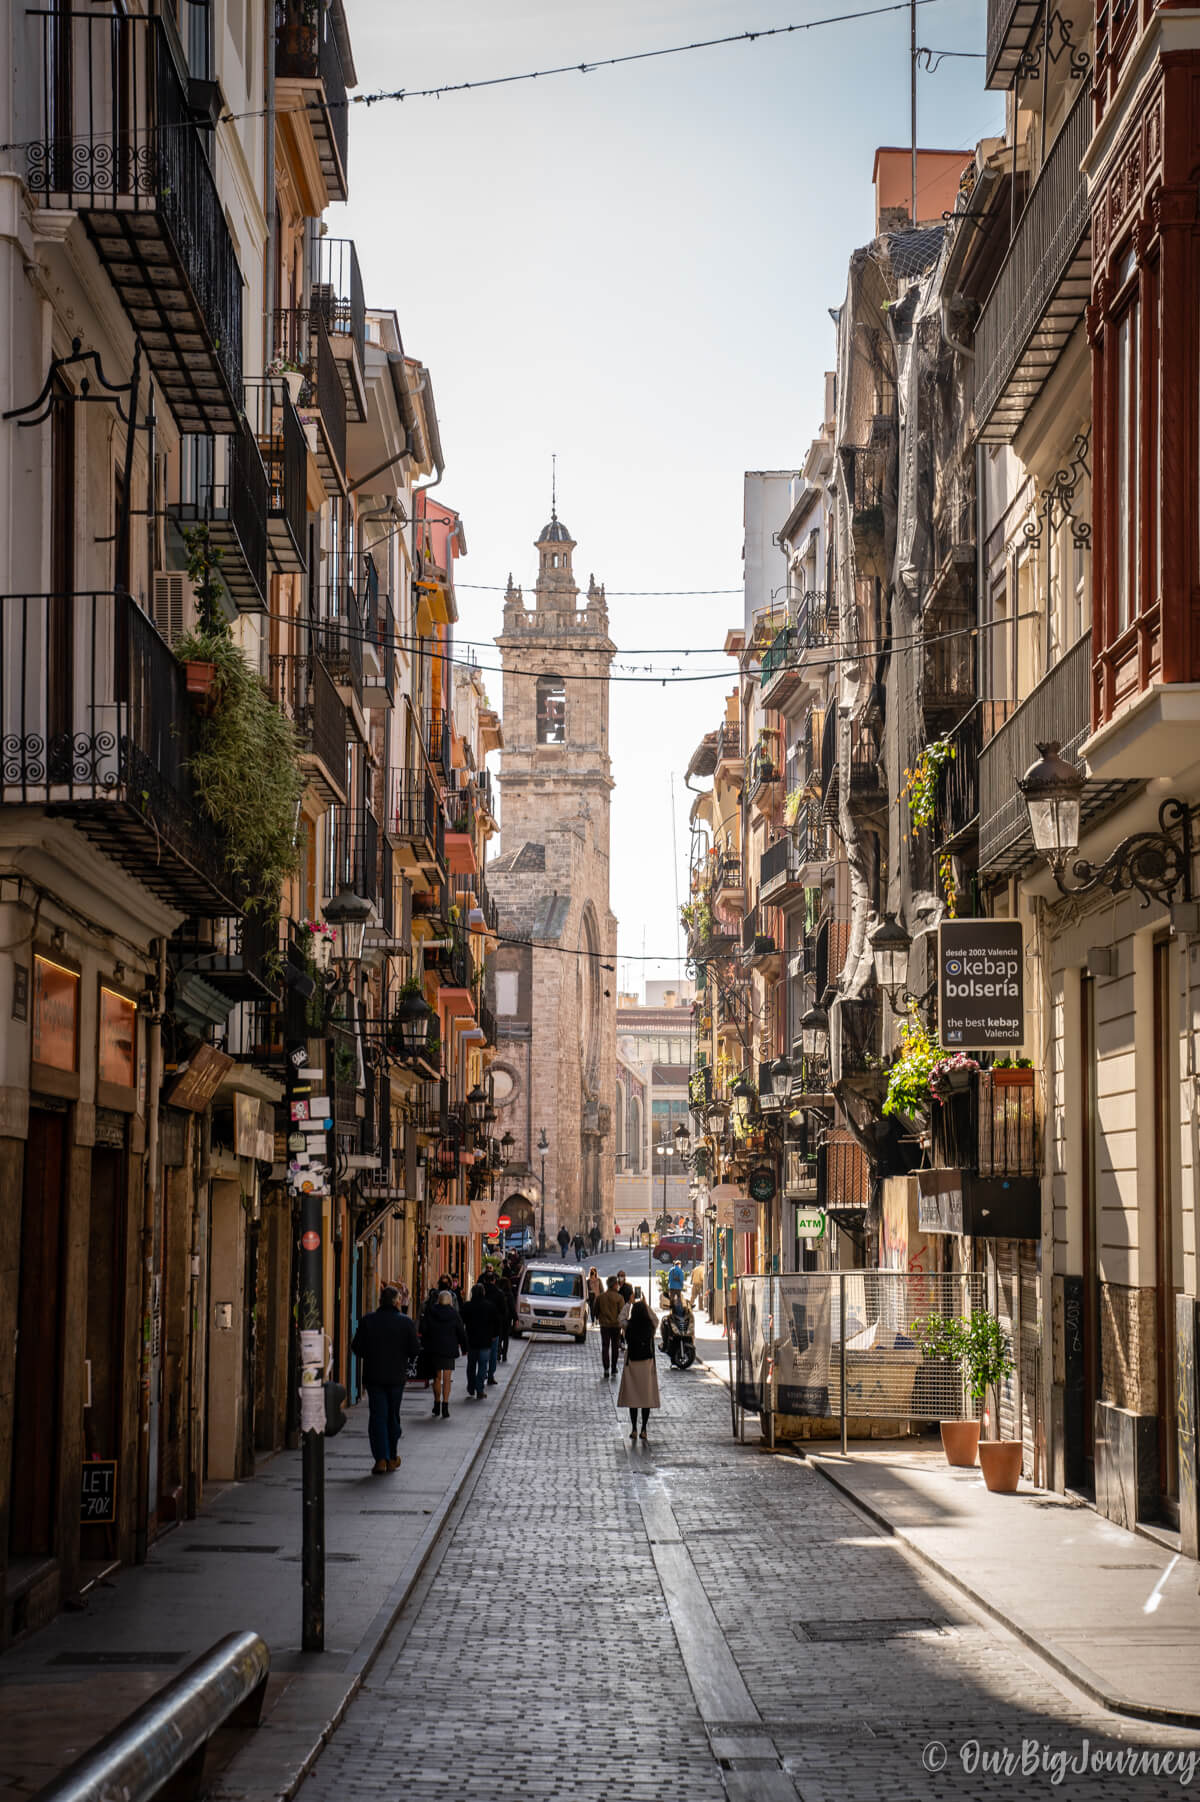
0;2;960;154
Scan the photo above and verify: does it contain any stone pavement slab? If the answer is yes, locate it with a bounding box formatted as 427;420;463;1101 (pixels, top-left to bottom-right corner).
0;1340;526;1800
806;1440;1200;1731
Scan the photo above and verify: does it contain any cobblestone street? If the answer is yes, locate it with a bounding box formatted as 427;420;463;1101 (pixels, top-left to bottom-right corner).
294;1332;1200;1802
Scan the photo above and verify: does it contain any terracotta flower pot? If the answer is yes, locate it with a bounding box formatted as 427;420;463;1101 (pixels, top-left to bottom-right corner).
992;1067;1033;1088
939;1419;980;1467
979;1439;1023;1493
185;659;216;696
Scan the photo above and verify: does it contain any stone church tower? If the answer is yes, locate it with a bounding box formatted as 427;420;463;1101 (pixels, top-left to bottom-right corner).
486;511;618;1245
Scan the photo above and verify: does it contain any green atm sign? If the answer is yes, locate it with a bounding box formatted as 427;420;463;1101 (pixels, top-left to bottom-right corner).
795;1208;826;1240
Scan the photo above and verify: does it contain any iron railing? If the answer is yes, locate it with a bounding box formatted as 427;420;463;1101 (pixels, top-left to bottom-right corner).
311;236;365;375
27;10;244;431
986;0;1043;87
274;0;349;198
976;80;1092;437
271;308;347;482
0;590;243;911
389;769;445;863
713;851;743;896
714;721;742;767
171;416;269;609
272;652;346;791
314;581;362;706
425;709;452;781
244;379;307;571
328;805;379;911
977;631;1124;873
933;700;1014;844
932;1069;1039;1177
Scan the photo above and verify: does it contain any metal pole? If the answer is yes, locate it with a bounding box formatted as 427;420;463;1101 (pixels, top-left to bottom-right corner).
840;1271;848;1456
910;0;917;224
299;1184;325;1652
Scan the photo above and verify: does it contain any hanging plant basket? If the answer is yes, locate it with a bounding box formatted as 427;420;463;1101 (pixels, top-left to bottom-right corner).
992;1065;1034;1089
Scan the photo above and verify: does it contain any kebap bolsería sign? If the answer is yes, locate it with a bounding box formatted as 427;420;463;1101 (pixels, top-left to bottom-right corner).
938;920;1024;1047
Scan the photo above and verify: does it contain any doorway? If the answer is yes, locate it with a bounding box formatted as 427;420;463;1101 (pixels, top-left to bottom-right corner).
82;1142;127;1564
1153;939;1180;1524
10;1110;68;1565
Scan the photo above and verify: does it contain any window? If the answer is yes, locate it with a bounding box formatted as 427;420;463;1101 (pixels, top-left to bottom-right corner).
1115;304;1138;635
536;674;566;744
628;1096;643;1174
496;970;519;1016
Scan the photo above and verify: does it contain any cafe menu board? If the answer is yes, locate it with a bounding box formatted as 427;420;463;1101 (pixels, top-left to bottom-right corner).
98;986;137;1088
32;954;79;1071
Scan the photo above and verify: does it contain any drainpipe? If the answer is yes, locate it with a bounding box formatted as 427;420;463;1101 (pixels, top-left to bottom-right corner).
134;935;167;1565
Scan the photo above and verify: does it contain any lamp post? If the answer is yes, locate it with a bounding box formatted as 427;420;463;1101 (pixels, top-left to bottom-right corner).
298;883;369;1654
1018;739;1196;907
868;913;935;1017
537;1126;549;1252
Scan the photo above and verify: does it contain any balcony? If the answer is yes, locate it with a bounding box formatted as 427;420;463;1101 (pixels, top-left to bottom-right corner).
760;809;826;906
274;0;349;202
362;577;395;709
477;995;498;1050
314;582;363;713
986;0;1044;89
425;710;453;785
923;605;977;725
740;903;779;973
174;911;280;1007
715;983;749;1040
976;81;1092;443
310;237;366;420
168;418;268;610
26;10;243;432
270;652;346;803
271;308;347;491
0;590;239;912
713;721;742;775
712;852;744;910
846;443;888;577
245;380;307;574
784;1148;819;1200
445;790;478;876
933;700;1014;847
978;631;1133;874
929;1067;1040;1237
328;805;381;917
760;595;835;711
387;770;445;880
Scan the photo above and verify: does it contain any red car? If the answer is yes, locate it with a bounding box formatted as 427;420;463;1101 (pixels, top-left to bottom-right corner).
654;1231;703;1265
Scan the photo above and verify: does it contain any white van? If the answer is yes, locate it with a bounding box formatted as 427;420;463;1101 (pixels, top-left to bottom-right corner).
513;1263;588;1344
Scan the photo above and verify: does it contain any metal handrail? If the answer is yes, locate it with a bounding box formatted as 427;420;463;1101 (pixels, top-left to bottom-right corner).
32;1630;268;1802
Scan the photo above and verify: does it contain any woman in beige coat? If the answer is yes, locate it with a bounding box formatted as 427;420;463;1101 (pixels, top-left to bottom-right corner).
617;1297;660;1441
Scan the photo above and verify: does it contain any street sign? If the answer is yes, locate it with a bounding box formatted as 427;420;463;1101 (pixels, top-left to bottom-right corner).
795;1207;826;1240
497;1213;512;1229
747;1166;776;1204
938;919;1024;1048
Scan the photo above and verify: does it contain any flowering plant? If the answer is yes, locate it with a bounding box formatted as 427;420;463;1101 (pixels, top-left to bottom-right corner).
928;1052;980;1100
303;920;336;941
881;1010;945;1120
266;354;303;378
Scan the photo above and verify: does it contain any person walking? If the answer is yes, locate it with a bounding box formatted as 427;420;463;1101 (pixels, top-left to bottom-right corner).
495;1273;516;1362
595;1274;623;1378
585;1265;602;1323
462;1283;499;1400
423;1290;468;1417
351;1287;419;1474
618;1295;660;1442
481;1269;508;1383
589;1223;600;1256
557;1223;570;1260
667;1259;686;1299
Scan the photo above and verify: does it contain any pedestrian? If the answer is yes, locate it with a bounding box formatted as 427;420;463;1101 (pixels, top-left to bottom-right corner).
462;1283;500;1401
351;1286;419;1474
423;1290;468;1417
557;1224;570;1261
481;1269;507;1382
667;1259;685;1298
495;1273;516;1362
589;1223;600;1255
618;1295;660;1442
595;1274;624;1377
585;1265;602;1323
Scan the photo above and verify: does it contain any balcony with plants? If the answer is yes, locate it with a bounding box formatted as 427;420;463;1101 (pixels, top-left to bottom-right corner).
26;8;244;433
270;306;347;492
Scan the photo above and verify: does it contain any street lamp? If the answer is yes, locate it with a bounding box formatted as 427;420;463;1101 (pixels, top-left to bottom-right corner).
500;1130;515;1169
730;1072;756;1126
322;884;372;970
466;1083;489;1128
394;985;433;1058
1018;740;1195;906
537;1126;549;1252
868;913;911;999
769;1053;792;1100
799;1002;829;1060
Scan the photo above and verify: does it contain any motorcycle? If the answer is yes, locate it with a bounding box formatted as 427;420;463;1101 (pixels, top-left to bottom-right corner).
660;1301;697;1370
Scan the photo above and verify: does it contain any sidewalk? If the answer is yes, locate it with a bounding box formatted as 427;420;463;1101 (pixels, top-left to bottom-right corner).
0;1340;527;1801
694;1301;1200;1731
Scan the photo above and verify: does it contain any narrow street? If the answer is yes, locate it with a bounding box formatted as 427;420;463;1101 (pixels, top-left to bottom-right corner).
292;1324;1200;1802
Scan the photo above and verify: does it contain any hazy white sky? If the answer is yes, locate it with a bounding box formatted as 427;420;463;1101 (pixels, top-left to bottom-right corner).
330;0;997;995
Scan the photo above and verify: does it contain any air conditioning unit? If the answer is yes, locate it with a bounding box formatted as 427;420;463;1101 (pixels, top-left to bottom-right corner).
151;571;197;647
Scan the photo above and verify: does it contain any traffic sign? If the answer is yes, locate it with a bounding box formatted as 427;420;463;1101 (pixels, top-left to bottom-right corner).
497;1213;512;1230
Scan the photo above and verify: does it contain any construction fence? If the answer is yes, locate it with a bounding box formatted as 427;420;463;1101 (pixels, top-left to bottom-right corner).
733;1272;986;1424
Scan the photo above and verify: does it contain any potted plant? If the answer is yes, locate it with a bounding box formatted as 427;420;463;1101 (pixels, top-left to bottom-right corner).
913;1310;1016;1481
266;353;306;404
992;1056;1034;1089
301;918;336;972
929;1051;980;1100
881;1009;944;1128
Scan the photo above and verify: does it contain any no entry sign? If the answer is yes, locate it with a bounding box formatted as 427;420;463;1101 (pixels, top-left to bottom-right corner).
938;919;1024;1048
497;1214;512;1230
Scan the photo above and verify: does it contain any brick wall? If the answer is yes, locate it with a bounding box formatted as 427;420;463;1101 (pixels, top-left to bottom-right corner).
1099;1280;1157;1415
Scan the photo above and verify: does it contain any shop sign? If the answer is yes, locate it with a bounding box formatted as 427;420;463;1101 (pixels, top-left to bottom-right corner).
80;1459;117;1524
916;1169;964;1235
711;1184;743;1227
747;1166;776;1205
469;1200;495;1234
938;920;1024;1048
98;986;136;1088
795;1207;826;1240
165;1043;233;1112
32;954;79;1070
235;1094;276;1162
429;1203;470;1236
733;1200;758;1233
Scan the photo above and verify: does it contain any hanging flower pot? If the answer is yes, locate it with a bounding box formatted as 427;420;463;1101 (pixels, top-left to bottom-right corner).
282;369;304;404
992;1065;1034;1089
185;660;217;711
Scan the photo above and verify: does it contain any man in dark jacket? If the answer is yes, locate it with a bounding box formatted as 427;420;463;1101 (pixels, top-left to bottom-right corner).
595;1275;625;1379
462;1284;500;1400
352;1288;419;1474
482;1270;510;1381
557;1224;570;1260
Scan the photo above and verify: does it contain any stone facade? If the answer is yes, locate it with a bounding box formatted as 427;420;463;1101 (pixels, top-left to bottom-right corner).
487;516;617;1243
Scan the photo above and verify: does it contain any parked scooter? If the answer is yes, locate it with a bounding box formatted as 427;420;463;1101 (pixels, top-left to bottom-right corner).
660;1298;697;1369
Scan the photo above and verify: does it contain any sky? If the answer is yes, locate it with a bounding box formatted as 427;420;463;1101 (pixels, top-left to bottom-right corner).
329;0;1000;998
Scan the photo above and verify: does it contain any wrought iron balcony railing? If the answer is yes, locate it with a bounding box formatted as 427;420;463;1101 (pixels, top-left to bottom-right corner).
976;80;1092;442
169;416;269;610
244;379;307;574
986;0;1043;89
388;769;446;872
26;9;244;432
0;590;238;912
310;235;365;419
271;307;347;489
327;805;380;914
978;631;1132;874
425;710;453;782
314;582;363;708
274;0;349;201
270;651;347;803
